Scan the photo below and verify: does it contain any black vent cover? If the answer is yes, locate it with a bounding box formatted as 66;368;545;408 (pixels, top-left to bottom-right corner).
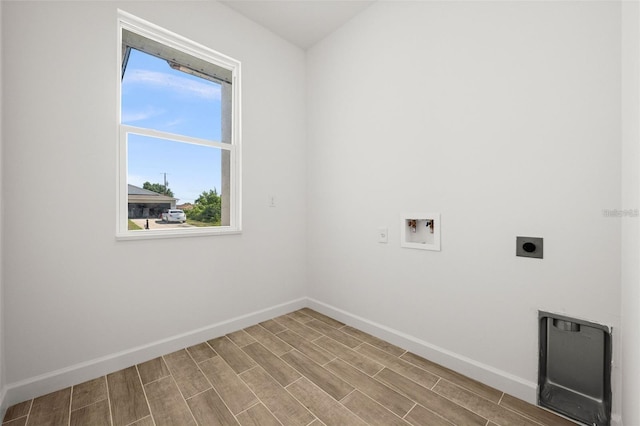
538;312;612;426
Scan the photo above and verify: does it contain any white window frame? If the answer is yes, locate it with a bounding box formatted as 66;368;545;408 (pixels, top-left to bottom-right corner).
116;10;242;240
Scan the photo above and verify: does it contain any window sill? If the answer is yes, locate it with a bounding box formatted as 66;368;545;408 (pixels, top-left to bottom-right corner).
116;226;241;241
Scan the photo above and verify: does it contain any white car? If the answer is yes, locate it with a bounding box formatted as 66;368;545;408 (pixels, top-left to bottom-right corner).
162;209;186;223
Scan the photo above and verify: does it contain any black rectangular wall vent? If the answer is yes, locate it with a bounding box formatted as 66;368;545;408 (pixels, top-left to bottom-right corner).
538;312;612;426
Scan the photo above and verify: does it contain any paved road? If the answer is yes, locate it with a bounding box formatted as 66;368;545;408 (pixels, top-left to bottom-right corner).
131;218;194;230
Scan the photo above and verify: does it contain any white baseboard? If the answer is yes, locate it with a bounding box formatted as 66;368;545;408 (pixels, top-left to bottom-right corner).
307;300;623;425
0;297;307;412
1;297;623;426
306;298;538;404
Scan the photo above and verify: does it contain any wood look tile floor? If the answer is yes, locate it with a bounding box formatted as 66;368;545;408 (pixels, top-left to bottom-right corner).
3;309;577;426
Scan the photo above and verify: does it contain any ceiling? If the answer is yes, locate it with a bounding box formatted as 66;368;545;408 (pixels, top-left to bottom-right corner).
220;0;376;50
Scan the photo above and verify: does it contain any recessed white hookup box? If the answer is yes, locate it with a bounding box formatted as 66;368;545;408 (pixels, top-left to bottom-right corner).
401;213;441;251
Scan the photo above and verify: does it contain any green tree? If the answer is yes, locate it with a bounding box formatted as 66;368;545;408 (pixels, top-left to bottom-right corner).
143;181;173;197
186;189;221;224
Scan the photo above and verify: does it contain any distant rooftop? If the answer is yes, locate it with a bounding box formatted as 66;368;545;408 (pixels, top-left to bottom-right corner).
128;184;177;200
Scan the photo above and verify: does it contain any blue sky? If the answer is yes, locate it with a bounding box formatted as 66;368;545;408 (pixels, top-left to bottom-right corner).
122;49;223;204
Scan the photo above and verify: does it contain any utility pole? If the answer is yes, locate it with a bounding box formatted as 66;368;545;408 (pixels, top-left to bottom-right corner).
161;172;169;195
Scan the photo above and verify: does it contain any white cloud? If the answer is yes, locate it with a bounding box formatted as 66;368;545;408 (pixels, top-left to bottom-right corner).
125;70;221;100
165;118;186;128
121;106;164;123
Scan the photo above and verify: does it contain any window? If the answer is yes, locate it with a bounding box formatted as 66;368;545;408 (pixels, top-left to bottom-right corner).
117;11;241;239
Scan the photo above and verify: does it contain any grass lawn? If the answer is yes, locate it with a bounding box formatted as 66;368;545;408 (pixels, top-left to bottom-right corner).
128;220;142;230
186;219;220;227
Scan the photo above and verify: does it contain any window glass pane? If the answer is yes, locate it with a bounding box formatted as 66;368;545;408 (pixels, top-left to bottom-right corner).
122;49;222;142
118;14;240;238
127;134;225;228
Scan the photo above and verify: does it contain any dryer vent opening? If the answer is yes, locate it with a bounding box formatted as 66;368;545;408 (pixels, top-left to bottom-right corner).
538;312;612;426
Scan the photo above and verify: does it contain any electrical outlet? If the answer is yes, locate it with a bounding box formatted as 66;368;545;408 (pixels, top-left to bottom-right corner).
516;236;543;259
268;195;276;207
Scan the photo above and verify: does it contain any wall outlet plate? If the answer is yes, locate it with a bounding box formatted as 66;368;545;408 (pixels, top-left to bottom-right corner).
516;236;543;259
378;227;388;243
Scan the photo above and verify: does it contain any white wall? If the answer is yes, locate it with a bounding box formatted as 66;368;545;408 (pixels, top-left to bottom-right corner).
2;0;306;396
1;0;635;423
307;0;622;410
621;2;640;425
